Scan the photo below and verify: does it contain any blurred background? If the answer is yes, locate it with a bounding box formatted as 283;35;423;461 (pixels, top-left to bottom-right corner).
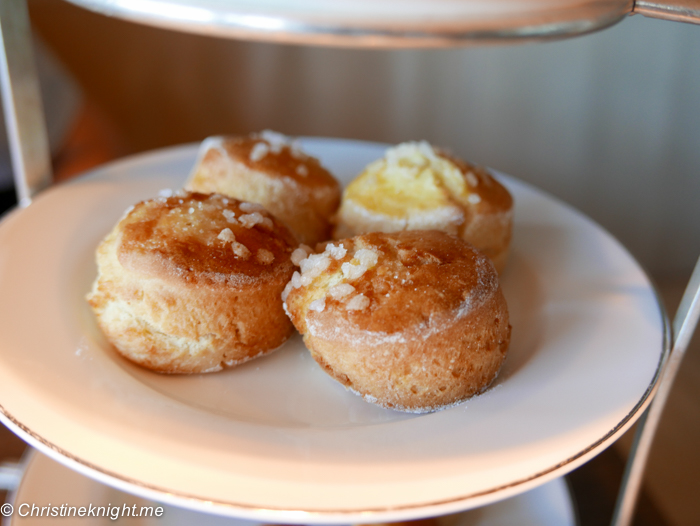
1;0;699;524
20;0;700;279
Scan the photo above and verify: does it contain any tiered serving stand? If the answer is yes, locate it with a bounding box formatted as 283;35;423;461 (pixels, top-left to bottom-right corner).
1;1;699;525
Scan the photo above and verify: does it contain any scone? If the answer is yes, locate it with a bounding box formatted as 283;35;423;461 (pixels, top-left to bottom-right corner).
333;141;513;273
185;131;341;246
283;230;511;413
87;191;297;374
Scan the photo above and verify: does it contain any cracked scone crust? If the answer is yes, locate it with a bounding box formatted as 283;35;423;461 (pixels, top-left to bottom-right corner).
284;230;511;413
87;191;296;374
333;141;513;273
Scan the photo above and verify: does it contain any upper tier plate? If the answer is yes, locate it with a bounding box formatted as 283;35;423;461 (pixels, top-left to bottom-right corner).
9;451;576;525
65;0;632;46
0;138;665;523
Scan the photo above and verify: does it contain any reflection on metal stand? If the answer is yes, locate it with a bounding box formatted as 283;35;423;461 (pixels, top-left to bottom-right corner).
0;0;52;207
612;257;700;526
633;0;700;25
0;460;21;493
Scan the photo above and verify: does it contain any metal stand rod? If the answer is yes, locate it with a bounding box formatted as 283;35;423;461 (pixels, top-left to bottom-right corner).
633;0;700;25
0;461;22;493
0;0;52;207
611;256;700;526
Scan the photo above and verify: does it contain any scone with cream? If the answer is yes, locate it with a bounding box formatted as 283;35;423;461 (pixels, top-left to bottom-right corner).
333;141;513;273
185;131;340;246
87;191;297;374
283;230;511;413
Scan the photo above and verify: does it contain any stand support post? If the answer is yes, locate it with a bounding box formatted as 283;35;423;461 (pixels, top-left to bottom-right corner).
611;256;700;526
0;0;52;207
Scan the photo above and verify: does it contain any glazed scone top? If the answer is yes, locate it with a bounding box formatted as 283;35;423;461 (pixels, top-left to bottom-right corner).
195;131;337;190
117;191;296;287
338;141;512;234
283;230;500;342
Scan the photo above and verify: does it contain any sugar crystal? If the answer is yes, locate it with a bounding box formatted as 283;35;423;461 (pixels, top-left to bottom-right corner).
309;297;326;312
346;294;370;311
257;249;274;264
217;228;235;243
329;283;355;300
239;212;265;228
250;142;269;162
222;209;238;224
232;242;251;259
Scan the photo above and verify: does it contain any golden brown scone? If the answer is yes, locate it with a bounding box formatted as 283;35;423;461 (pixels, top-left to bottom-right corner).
333;141;513;273
87;191;297;374
283;230;511;413
185;131;341;246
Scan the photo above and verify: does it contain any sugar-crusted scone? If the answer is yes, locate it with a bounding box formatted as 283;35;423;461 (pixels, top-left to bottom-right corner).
185;131;341;246
283;230;511;413
87;191;297;374
333;141;513;273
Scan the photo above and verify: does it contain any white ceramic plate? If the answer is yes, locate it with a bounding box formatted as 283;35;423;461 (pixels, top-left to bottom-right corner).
7;450;577;525
64;0;630;46
0;138;664;523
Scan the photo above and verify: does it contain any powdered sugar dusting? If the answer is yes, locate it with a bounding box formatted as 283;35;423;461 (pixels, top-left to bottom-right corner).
306;317;407;345
454;254;498;320
351;385;475;414
75;337;91;359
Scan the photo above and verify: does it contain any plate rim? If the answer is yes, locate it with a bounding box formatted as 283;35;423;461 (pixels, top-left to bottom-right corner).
63;0;630;47
0;138;669;522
